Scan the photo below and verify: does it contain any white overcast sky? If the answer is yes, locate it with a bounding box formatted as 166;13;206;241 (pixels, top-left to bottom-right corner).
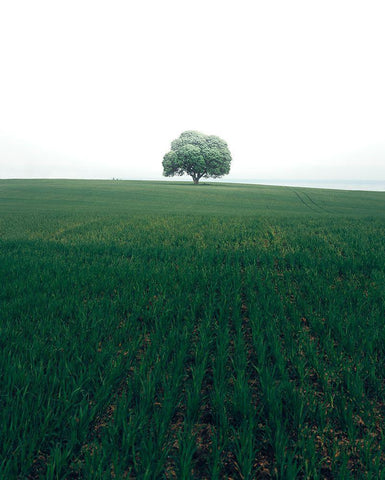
0;0;384;183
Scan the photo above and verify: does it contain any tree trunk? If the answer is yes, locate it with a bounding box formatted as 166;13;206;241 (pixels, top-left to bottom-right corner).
193;177;199;184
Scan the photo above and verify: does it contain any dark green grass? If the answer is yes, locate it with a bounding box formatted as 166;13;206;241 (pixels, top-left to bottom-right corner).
1;179;384;217
0;180;384;479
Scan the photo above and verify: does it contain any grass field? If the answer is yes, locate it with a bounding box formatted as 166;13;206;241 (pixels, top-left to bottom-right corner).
1;179;384;479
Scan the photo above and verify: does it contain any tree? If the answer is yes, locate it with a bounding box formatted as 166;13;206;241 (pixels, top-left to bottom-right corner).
162;131;232;184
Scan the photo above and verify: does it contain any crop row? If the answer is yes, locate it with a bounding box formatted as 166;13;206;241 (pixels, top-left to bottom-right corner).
1;213;384;478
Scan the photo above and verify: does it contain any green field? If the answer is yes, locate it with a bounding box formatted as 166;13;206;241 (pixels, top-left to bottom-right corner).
1;179;384;479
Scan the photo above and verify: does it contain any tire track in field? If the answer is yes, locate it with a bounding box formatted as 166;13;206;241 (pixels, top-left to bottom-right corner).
290;189;321;213
301;190;333;214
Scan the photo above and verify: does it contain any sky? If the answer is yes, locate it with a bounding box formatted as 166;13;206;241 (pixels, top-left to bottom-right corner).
0;0;384;185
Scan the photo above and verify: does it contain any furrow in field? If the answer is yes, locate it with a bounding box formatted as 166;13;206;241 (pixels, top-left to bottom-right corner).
210;314;234;479
165;264;235;479
276;262;385;478
247;257;323;477
65;329;151;478
67;247;216;478
230;262;270;479
163;315;213;479
221;278;242;480
2;184;384;479
75;317;193;478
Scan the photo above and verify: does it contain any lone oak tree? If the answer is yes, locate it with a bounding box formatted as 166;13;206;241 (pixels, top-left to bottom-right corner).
162;131;232;184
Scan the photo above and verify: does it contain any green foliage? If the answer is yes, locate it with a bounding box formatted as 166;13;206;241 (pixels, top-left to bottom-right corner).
162;130;232;183
0;180;384;478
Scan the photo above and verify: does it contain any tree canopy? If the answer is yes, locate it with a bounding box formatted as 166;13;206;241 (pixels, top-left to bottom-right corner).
162;131;232;184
